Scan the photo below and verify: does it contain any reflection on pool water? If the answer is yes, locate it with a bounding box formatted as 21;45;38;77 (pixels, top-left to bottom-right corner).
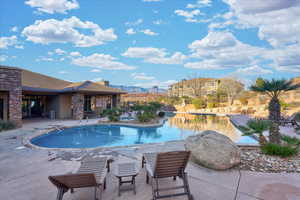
31;114;258;148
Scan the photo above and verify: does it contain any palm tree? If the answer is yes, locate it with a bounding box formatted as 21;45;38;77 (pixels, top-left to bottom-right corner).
250;78;300;144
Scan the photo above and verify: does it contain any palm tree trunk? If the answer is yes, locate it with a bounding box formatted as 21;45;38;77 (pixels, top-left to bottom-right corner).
268;96;281;144
268;96;281;121
269;121;281;144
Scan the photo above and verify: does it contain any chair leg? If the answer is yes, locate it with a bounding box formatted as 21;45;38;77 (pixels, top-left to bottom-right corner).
183;173;193;200
150;177;157;200
56;188;65;200
94;187;97;200
103;178;106;190
146;172;149;184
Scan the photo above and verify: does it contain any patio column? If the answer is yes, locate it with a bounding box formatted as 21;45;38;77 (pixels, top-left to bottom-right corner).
0;66;22;127
72;93;84;120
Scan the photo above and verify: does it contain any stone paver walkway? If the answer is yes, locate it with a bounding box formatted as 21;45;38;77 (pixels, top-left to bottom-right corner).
0;119;299;200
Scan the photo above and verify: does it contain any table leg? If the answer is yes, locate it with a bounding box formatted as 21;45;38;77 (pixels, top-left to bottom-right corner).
118;177;121;196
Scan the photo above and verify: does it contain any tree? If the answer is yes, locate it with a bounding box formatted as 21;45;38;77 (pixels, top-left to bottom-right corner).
250;78;300;144
250;78;300;121
218;78;244;105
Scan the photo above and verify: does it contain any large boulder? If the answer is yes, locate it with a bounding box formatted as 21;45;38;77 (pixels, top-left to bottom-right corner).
185;130;241;170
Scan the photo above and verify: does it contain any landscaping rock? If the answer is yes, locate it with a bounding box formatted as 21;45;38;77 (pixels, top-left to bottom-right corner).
185;130;241;170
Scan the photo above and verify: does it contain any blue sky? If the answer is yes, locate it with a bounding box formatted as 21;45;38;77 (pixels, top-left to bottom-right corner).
1;0;300;88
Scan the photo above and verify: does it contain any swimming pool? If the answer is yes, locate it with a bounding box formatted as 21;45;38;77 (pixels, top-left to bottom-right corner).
31;114;258;148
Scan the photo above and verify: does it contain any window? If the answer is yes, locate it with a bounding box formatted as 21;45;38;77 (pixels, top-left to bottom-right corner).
84;95;92;112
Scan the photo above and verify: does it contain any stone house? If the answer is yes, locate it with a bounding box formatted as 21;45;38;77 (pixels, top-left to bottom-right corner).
0;65;126;127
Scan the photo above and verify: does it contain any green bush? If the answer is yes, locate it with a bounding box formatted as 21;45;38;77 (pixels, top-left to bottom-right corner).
192;98;206;109
102;108;123;122
207;102;217;109
0;120;16;132
282;135;300;146
246;119;271;135
261;143;298;157
137;111;155;122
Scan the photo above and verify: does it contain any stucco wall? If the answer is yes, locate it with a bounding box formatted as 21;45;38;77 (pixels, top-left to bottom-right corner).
58;94;72;119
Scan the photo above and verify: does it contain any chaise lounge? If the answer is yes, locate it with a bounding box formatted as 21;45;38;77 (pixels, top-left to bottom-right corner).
49;157;108;200
142;151;193;200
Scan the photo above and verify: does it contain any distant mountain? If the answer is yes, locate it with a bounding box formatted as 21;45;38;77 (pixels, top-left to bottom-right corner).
110;85;167;93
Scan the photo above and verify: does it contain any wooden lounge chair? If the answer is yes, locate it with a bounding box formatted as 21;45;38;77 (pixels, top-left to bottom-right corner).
49;157;108;200
142;151;193;200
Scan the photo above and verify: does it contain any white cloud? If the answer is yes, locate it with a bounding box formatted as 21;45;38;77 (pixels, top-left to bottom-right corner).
10;26;18;32
55;48;66;55
186;31;265;70
0;55;8;62
222;0;300;47
0;35;18;49
72;53;136;70
25;0;79;14
131;72;155;80
36;57;54;62
90;69;101;73
141;29;159;36
122;47;187;64
174;9;205;23
125;19;143;26
235;65;273;75
134;80;176;89
186;0;212;8
70;51;81;57
59;70;68;74
22;16;117;47
153;20;164;25
126;28;136;35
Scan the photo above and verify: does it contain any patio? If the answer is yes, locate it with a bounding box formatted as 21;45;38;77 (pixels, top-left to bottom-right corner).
0;120;299;200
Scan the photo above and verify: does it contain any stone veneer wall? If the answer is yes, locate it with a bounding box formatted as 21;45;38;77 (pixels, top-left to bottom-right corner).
0;66;22;127
71;93;84;120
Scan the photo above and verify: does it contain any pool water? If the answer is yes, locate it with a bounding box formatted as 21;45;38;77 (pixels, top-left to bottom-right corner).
31;114;258;148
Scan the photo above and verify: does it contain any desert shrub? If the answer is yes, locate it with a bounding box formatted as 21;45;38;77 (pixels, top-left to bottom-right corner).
137;111;155;122
192;98;206;109
280;101;290;111
207;102;217;109
158;111;165;118
102;108;123;122
282;135;300;146
246;119;271;135
261;143;298;157
0;120;16;132
294;113;300;121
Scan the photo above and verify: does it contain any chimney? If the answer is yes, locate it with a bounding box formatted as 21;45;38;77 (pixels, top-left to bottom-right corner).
97;80;109;86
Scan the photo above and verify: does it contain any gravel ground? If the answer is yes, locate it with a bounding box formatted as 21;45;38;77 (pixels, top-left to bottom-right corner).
238;147;300;173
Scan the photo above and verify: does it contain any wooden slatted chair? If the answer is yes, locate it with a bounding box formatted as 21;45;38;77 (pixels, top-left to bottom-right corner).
49;157;108;200
142;151;193;200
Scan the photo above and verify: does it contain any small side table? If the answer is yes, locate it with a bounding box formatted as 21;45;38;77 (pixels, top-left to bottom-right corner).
114;162;140;196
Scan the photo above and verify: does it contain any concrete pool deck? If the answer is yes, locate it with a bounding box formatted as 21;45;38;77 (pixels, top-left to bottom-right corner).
0;119;299;200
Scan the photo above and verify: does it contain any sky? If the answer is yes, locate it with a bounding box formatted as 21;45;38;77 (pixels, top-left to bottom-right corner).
1;0;300;88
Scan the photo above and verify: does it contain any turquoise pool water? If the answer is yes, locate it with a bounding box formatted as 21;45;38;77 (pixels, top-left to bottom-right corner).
31;114;258;148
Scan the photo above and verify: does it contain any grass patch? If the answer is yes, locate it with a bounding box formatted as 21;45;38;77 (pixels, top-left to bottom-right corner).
0;120;16;132
261;143;298;158
282;135;300;146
